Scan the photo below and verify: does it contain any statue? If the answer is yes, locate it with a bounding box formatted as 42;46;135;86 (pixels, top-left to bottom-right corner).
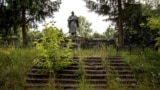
68;11;79;37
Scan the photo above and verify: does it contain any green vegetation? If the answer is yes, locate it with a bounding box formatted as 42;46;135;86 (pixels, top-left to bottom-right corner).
0;45;160;90
33;23;73;73
1;0;160;90
0;48;38;90
77;16;93;38
120;49;160;89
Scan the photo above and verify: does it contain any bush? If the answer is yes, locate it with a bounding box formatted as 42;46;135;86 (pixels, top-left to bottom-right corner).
33;23;73;73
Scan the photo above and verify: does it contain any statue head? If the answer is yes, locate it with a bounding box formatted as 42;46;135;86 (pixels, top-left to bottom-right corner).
71;11;74;15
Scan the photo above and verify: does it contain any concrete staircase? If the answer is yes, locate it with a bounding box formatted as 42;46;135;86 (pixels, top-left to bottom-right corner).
55;57;80;90
83;57;108;90
25;56;136;90
107;56;136;90
25;65;49;90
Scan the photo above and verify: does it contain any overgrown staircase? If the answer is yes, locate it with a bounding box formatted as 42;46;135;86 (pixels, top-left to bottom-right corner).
107;56;136;89
25;64;49;90
25;56;136;90
55;57;80;90
83;57;107;90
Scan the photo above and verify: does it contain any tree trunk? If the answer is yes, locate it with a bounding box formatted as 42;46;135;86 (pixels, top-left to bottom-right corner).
22;8;27;47
117;0;124;48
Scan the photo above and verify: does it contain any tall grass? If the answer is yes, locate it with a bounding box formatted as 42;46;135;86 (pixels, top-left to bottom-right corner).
120;48;160;90
0;48;38;90
73;45;117;57
1;46;159;90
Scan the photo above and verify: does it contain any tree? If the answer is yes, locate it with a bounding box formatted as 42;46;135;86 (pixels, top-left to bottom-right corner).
139;1;160;48
83;0;134;48
0;0;61;47
146;18;160;46
103;25;116;40
77;16;92;38
92;32;104;38
27;30;43;46
0;1;20;45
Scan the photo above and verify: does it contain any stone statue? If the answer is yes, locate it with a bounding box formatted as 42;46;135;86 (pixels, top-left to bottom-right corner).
68;11;79;37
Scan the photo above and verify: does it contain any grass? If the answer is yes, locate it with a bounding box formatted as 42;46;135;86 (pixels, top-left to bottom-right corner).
1;45;160;90
73;45;117;57
119;48;160;90
0;48;38;90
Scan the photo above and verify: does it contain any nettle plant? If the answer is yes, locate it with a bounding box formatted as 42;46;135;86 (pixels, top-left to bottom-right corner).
33;22;73;73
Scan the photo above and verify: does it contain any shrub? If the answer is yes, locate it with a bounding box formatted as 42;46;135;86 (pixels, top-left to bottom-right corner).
33;22;73;73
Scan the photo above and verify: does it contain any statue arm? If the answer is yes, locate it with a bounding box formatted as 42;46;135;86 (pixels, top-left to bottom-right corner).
68;17;71;27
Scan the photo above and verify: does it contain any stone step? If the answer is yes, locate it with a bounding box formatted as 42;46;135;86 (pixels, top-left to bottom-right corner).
109;70;133;75
84;66;104;70
83;59;102;63
25;83;47;90
55;79;79;84
87;79;107;84
85;70;106;74
107;56;137;90
56;74;79;79
27;73;49;79
56;84;78;90
63;65;79;70
29;68;48;74
57;69;78;74
26;78;48;84
84;62;103;66
109;66;130;70
86;74;106;79
108;60;124;63
109;63;127;66
116;70;133;74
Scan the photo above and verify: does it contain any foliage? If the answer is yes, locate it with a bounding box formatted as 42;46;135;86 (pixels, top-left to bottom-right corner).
34;22;73;72
103;25;116;40
0;48;38;90
0;0;61;47
121;49;160;89
77;16;93;38
92;32;104;38
83;0;134;47
123;4;147;47
140;3;160;47
146;17;160;46
27;30;43;47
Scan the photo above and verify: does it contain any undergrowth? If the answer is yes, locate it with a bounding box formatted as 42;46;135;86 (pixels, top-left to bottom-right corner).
0;48;38;90
120;48;160;89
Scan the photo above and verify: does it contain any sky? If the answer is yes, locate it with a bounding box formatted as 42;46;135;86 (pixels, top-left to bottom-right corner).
39;0;111;34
